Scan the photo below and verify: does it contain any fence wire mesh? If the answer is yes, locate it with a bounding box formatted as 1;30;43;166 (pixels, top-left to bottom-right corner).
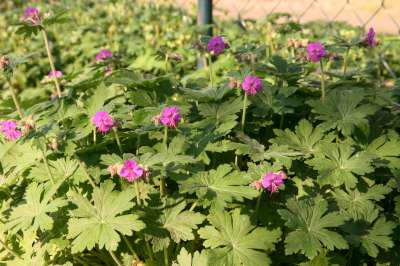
162;0;400;34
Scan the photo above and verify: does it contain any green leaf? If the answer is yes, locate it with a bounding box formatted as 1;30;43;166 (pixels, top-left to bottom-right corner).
67;180;145;253
198;97;242;125
360;218;396;257
278;197;348;259
6;182;67;234
343;217;396;258
271;119;334;157
306;143;374;189
85;83;116;116
173;247;209;266
308;90;377;136
143;198;204;252
179;164;259;208
365;134;400;169
331;185;391;221
198;208;281;266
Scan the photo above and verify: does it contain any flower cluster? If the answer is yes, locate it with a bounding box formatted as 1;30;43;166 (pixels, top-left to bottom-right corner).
155;106;182;128
254;171;286;193
48;70;63;79
241;75;263;95
306;42;326;63
95;49;113;62
108;160;145;182
0;120;22;141
365;27;377;47
22;7;41;25
207;36;228;56
91;111;114;133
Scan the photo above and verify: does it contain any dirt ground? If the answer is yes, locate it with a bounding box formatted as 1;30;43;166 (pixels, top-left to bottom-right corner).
176;0;400;34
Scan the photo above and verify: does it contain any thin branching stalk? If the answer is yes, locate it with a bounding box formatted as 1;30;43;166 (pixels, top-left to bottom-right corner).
319;60;326;102
134;181;141;206
7;81;23;119
160;126;168;197
163;247;169;266
207;54;214;88
342;47;350;75
112;128;123;154
78;161;96;189
241;93;248;131
145;241;154;261
93;129;97;144
39;142;55;184
109;250;123;266
41;29;61;98
189;201;197;211
121;234;138;260
0;238;21;259
255;190;263;221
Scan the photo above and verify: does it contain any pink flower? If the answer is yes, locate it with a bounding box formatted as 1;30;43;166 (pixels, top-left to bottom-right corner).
22;7;41;25
365;27;377;47
261;171;286;193
0;120;22;141
48;70;63;79
119;160;144;182
241;75;263;95
207;36;228;56
91;111;114;133
306;42;326;63
160;107;181;128
95;49;113;62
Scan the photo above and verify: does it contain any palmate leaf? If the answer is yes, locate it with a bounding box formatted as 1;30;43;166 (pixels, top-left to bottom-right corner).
343;217;396;258
306;143;374;189
271;119;334;157
6;181;67;234
264;144;302;169
173;247;209;266
67;180;145;253
198;97;243;125
179;164;259;209
331;184;392;222
308;90;378;136
364;134;400;169
142;198;205;252
278;197;348;259
198;208;281;266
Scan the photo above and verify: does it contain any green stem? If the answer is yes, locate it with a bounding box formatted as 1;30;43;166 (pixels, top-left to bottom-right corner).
41;29;61;98
112;128;123;154
134;181;141;206
160;127;168;197
319;60;326;102
241;93;248;131
163;247;169;266
78;161;96;189
189;201;197;211
163;126;168;150
39;142;55;184
145;241;154;261
207;55;214;88
7;81;23;119
342;47;350;75
109;250;123;266
279;113;284;129
122;234;138;260
93;129;97;145
255;190;262;221
0;238;21;259
136;135;141;155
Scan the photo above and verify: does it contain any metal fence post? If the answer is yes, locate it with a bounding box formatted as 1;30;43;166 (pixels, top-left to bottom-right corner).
197;0;213;68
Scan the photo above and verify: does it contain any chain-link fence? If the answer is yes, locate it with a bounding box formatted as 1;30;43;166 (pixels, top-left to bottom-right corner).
165;0;400;34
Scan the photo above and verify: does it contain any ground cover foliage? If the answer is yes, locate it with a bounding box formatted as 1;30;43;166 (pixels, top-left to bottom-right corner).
0;1;400;265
